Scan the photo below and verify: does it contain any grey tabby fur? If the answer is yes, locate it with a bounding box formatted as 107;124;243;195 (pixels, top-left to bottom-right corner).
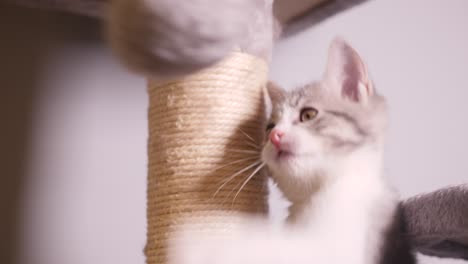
403;184;468;260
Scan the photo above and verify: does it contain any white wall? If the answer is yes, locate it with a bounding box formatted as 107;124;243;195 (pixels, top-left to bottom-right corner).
1;1;467;264
21;47;148;264
0;6;147;264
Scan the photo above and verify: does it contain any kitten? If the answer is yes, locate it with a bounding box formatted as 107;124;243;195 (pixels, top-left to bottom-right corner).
169;38;415;264
261;38;415;264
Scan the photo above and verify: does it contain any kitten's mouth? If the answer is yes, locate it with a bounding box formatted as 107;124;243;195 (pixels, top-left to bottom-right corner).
276;150;294;160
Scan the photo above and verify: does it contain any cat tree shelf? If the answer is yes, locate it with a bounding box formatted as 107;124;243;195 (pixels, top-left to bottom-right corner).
274;0;328;23
5;0;368;23
274;0;369;34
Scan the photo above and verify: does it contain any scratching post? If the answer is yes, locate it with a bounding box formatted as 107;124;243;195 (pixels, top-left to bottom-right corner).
146;52;269;264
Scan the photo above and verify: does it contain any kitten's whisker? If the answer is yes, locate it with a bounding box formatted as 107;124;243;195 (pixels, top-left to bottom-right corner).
211;157;259;172
232;163;265;204
212;160;262;198
238;128;257;143
218;160;261;185
227;149;260;154
244;140;260;150
223;162;263;205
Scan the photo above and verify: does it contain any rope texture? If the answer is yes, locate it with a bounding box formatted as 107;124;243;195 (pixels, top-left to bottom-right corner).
146;52;269;264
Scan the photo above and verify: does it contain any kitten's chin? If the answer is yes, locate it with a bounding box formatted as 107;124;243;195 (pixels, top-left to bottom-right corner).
264;149;311;170
261;148;324;201
271;167;324;203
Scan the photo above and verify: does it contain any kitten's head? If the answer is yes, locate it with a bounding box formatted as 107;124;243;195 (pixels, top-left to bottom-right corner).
261;38;387;201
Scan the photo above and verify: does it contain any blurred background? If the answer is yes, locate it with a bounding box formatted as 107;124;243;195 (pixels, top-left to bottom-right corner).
1;0;467;264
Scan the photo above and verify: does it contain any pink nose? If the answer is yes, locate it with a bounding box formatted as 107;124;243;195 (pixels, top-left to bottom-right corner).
269;129;284;149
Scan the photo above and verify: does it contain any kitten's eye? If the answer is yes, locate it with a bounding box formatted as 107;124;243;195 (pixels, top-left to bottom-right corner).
300;108;318;122
266;123;275;131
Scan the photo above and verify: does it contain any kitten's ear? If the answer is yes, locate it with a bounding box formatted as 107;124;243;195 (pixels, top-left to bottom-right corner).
263;81;284;117
324;37;373;103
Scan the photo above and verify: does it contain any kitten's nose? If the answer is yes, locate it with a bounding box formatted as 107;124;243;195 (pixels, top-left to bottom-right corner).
269;129;284;149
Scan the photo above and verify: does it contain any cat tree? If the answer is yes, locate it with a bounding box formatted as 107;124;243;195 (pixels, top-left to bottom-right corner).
145;52;269;263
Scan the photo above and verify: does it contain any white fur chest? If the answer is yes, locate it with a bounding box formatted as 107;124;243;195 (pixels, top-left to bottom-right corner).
284;150;398;264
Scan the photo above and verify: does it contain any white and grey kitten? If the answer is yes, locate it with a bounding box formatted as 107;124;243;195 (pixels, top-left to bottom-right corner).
169;39;415;264
261;38;415;264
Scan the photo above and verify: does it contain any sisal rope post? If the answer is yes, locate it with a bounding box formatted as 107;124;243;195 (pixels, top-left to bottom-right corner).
146;52;269;264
